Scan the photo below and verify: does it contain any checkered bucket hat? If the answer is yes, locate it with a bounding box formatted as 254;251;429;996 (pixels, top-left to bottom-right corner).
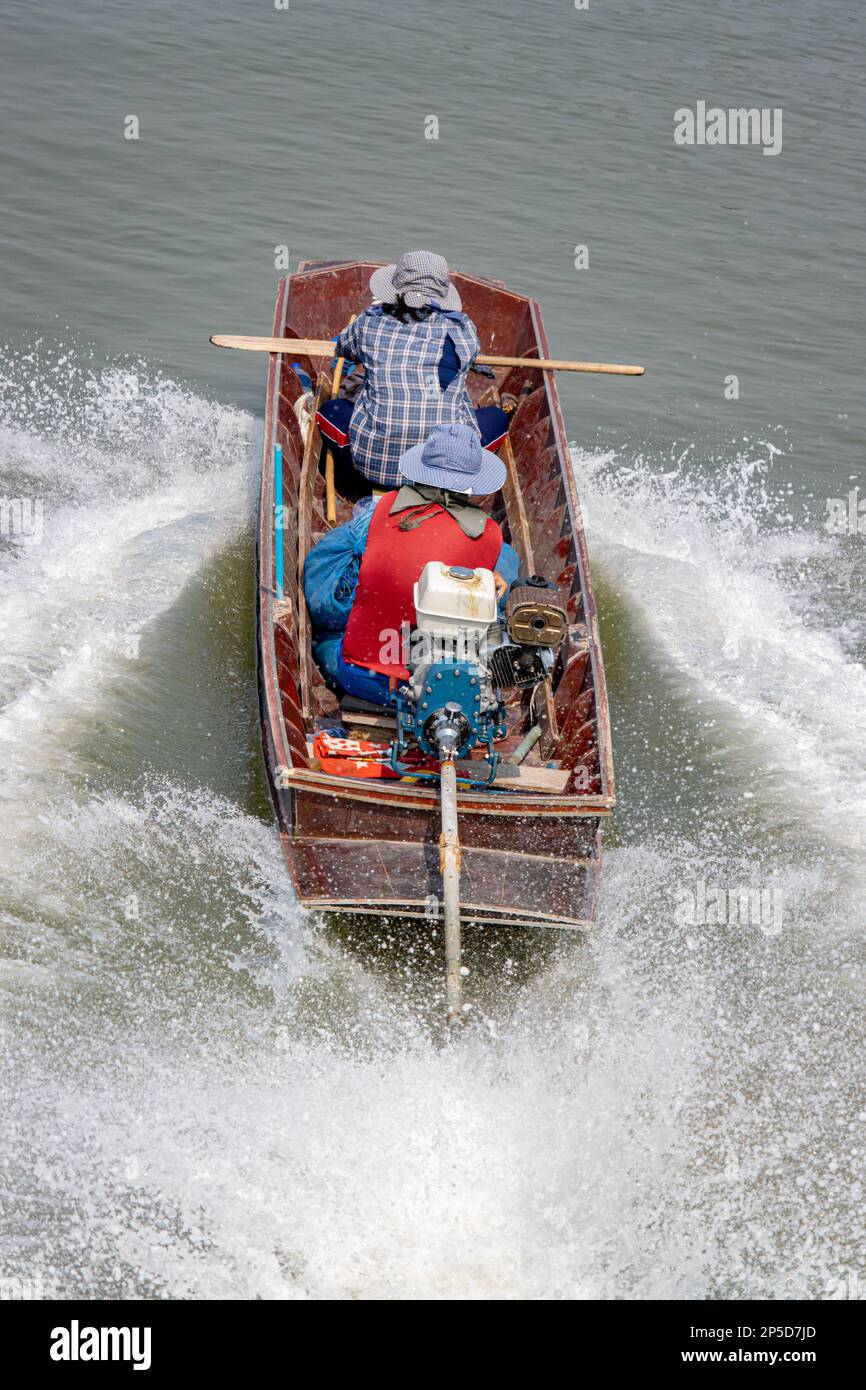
369;251;462;311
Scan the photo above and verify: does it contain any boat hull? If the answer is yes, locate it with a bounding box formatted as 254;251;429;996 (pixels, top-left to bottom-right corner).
256;262;615;929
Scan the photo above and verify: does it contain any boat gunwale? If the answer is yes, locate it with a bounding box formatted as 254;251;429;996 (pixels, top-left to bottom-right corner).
529;297;616;802
273;765;614;815
256;277;299;826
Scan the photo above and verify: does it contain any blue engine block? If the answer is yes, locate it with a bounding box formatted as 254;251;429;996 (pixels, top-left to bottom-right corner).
390;659;506;780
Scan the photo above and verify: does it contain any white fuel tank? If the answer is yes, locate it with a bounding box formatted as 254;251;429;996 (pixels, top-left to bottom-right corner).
413;562;498;638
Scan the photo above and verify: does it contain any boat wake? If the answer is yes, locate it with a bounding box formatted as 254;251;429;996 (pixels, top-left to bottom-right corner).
576;440;866;859
0;347;256;797
1;362;862;1299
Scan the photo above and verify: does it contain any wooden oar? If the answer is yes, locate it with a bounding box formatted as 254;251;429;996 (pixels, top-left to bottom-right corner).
210;335;644;376
324;316;354;524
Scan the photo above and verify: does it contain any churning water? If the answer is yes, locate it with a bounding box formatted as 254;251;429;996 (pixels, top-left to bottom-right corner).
1;0;864;1300
0;353;862;1299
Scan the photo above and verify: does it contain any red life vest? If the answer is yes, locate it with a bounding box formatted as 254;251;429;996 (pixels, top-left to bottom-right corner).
343;491;502;679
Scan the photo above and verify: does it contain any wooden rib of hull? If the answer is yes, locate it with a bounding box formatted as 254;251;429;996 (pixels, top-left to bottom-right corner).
256;261;616;929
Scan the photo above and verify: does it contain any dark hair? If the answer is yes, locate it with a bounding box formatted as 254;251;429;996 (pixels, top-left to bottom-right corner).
385;295;435;324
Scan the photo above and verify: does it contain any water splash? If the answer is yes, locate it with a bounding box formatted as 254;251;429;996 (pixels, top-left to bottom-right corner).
0;365;863;1299
577;440;866;855
0;350;256;791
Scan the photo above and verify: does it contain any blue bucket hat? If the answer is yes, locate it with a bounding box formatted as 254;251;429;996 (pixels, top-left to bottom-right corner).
398;424;506;496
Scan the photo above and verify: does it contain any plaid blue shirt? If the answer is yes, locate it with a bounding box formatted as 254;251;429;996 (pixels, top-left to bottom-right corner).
335;308;481;487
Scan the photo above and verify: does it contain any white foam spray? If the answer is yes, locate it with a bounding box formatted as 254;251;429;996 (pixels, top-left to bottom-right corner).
0;364;862;1299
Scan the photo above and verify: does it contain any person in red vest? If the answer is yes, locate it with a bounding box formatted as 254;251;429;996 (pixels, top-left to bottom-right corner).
304;423;519;705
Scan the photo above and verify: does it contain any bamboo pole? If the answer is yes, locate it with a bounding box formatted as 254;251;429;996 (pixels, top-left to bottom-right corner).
324;455;337;525
210;335;644;376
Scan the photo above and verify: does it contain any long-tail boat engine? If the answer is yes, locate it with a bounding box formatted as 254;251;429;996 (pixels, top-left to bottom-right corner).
390;563;568;782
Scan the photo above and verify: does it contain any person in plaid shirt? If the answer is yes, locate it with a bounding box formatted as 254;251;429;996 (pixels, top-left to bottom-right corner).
317;251;509;490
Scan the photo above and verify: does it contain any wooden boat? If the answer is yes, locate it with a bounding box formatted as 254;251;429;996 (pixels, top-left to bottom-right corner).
256;260;615;931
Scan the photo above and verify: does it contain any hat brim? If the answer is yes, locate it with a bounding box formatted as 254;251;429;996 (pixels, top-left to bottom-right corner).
369;264;461;312
398;441;506;496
